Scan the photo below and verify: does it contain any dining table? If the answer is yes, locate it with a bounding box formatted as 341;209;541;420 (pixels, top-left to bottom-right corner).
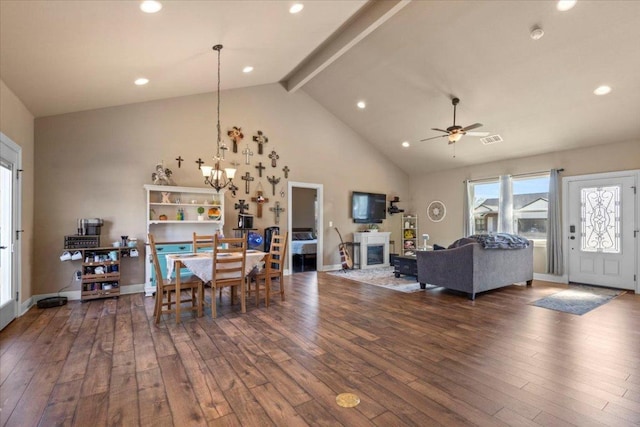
165;249;267;316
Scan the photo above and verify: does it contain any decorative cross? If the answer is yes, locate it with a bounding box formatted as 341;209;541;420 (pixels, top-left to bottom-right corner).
234;199;249;214
227;126;244;153
241;172;254;195
242;145;254;165
255;161;266;178
228;183;239;197
268;150;279;167
251;191;270;218
195;158;204;169
270;201;285;225
282;165;290;179
252;130;269;155
220;143;228;160
267;175;281;196
175;156;184;168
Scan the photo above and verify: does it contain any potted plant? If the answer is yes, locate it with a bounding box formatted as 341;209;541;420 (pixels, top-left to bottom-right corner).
367;223;379;232
197;206;205;221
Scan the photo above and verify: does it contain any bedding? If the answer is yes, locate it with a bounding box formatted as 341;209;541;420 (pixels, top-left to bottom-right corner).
291;228;317;272
291;228;317;255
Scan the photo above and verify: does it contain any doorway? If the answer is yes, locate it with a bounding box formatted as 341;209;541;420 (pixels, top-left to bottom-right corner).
1;133;21;331
288;182;323;273
564;171;638;291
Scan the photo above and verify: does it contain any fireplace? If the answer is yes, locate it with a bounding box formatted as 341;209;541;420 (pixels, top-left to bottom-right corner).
353;232;390;269
367;245;384;265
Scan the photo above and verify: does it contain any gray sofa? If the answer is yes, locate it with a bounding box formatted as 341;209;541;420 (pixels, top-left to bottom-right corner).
416;238;533;300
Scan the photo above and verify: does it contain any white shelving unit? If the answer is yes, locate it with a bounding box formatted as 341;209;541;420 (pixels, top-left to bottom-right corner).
401;214;418;256
144;184;226;295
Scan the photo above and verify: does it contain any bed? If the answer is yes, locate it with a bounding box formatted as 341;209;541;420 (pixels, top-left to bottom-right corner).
291;228;317;271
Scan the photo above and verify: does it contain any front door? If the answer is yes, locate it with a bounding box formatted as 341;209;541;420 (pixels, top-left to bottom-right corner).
567;174;637;290
0;133;21;330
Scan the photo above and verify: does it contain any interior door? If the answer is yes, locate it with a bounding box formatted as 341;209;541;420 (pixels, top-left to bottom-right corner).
567;175;636;290
1;134;20;330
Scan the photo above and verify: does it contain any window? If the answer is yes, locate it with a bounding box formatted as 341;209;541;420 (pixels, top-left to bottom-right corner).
469;174;549;240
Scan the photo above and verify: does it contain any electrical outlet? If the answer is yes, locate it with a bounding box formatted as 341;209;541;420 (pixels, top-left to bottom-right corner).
74;271;82;281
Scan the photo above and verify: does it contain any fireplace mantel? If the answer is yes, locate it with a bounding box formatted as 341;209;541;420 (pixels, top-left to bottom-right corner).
353;232;391;269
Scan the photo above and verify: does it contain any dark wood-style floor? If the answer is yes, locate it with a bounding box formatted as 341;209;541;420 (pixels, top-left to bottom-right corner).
1;273;639;426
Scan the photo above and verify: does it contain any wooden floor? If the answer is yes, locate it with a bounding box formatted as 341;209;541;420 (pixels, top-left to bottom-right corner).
1;274;640;427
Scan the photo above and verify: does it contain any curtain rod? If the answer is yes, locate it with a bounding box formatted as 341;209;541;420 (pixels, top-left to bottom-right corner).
464;168;563;183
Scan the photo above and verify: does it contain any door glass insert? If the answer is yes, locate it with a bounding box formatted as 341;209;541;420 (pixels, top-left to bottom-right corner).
580;185;620;253
1;161;12;306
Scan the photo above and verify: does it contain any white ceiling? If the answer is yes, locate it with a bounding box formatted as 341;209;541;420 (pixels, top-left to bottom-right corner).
2;0;639;175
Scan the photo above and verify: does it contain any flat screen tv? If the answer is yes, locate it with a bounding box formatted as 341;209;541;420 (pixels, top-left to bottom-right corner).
352;191;386;223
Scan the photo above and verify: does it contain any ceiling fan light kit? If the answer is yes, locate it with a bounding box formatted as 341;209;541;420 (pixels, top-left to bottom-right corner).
420;97;484;144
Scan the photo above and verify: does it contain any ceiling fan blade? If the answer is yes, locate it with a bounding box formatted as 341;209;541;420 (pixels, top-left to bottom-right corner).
420;134;447;142
461;123;483;132
466;131;490;137
431;128;449;134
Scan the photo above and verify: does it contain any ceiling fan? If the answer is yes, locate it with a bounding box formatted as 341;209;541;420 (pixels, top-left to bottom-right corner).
420;97;489;144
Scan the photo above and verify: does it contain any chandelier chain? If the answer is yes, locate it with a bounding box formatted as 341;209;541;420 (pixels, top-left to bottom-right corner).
215;44;222;159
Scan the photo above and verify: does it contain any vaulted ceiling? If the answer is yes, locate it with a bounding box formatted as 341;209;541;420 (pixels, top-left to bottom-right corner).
2;0;639;175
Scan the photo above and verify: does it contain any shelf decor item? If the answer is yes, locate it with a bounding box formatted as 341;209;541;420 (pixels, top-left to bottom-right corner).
197;206;205;221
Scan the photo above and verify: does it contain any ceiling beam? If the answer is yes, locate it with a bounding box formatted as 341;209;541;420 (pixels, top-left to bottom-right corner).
282;0;411;93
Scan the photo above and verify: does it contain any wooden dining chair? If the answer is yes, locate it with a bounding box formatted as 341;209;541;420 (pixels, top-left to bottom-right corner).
210;235;247;318
192;232;215;253
251;232;287;304
148;233;204;324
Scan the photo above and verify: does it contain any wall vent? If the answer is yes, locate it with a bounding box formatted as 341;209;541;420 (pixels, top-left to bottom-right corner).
480;135;503;145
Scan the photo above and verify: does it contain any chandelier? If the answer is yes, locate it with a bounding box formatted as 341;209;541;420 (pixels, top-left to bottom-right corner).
201;44;236;192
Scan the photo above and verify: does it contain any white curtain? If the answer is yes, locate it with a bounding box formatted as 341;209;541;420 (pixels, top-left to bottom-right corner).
463;180;473;236
498;174;513;233
546;169;563;275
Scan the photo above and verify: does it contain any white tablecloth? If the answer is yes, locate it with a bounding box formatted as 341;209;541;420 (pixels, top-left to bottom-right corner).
166;250;267;282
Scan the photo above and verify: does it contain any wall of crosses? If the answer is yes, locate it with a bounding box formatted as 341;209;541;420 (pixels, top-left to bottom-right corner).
185;126;291;226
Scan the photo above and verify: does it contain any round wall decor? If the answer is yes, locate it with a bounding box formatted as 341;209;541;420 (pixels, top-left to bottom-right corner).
427;200;446;222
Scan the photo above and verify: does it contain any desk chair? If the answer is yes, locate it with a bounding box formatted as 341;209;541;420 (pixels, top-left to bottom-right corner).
211;235;247;318
148;233;204;324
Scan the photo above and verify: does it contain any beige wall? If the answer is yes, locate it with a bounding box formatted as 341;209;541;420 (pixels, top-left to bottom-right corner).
292;187;316;231
34;83;409;295
409;139;640;273
0;79;35;303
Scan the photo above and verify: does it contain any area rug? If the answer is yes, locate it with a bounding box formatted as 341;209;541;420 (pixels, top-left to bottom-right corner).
529;285;624;315
327;266;434;293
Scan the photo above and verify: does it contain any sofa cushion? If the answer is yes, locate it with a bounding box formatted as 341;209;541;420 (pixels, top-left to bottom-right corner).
448;237;476;249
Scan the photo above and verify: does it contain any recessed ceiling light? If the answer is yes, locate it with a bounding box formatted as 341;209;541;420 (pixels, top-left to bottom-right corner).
140;1;162;13
357;101;366;109
593;85;611;96
402;141;410;148
134;78;149;86
242;66;254;73
557;0;577;12
289;3;304;14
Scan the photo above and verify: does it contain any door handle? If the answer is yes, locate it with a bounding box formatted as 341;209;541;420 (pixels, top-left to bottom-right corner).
0;246;6;249
570;236;575;240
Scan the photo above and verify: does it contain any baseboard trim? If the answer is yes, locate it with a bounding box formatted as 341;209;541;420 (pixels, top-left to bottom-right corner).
21;284;147;316
534;273;568;284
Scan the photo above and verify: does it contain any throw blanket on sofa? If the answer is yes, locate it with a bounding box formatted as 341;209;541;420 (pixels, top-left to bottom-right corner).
468;233;530;249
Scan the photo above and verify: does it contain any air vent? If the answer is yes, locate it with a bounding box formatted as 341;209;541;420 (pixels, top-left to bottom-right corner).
480;135;503;145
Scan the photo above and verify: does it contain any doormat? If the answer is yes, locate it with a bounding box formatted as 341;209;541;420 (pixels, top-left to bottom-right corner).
327;266;435;293
529;285;624;315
